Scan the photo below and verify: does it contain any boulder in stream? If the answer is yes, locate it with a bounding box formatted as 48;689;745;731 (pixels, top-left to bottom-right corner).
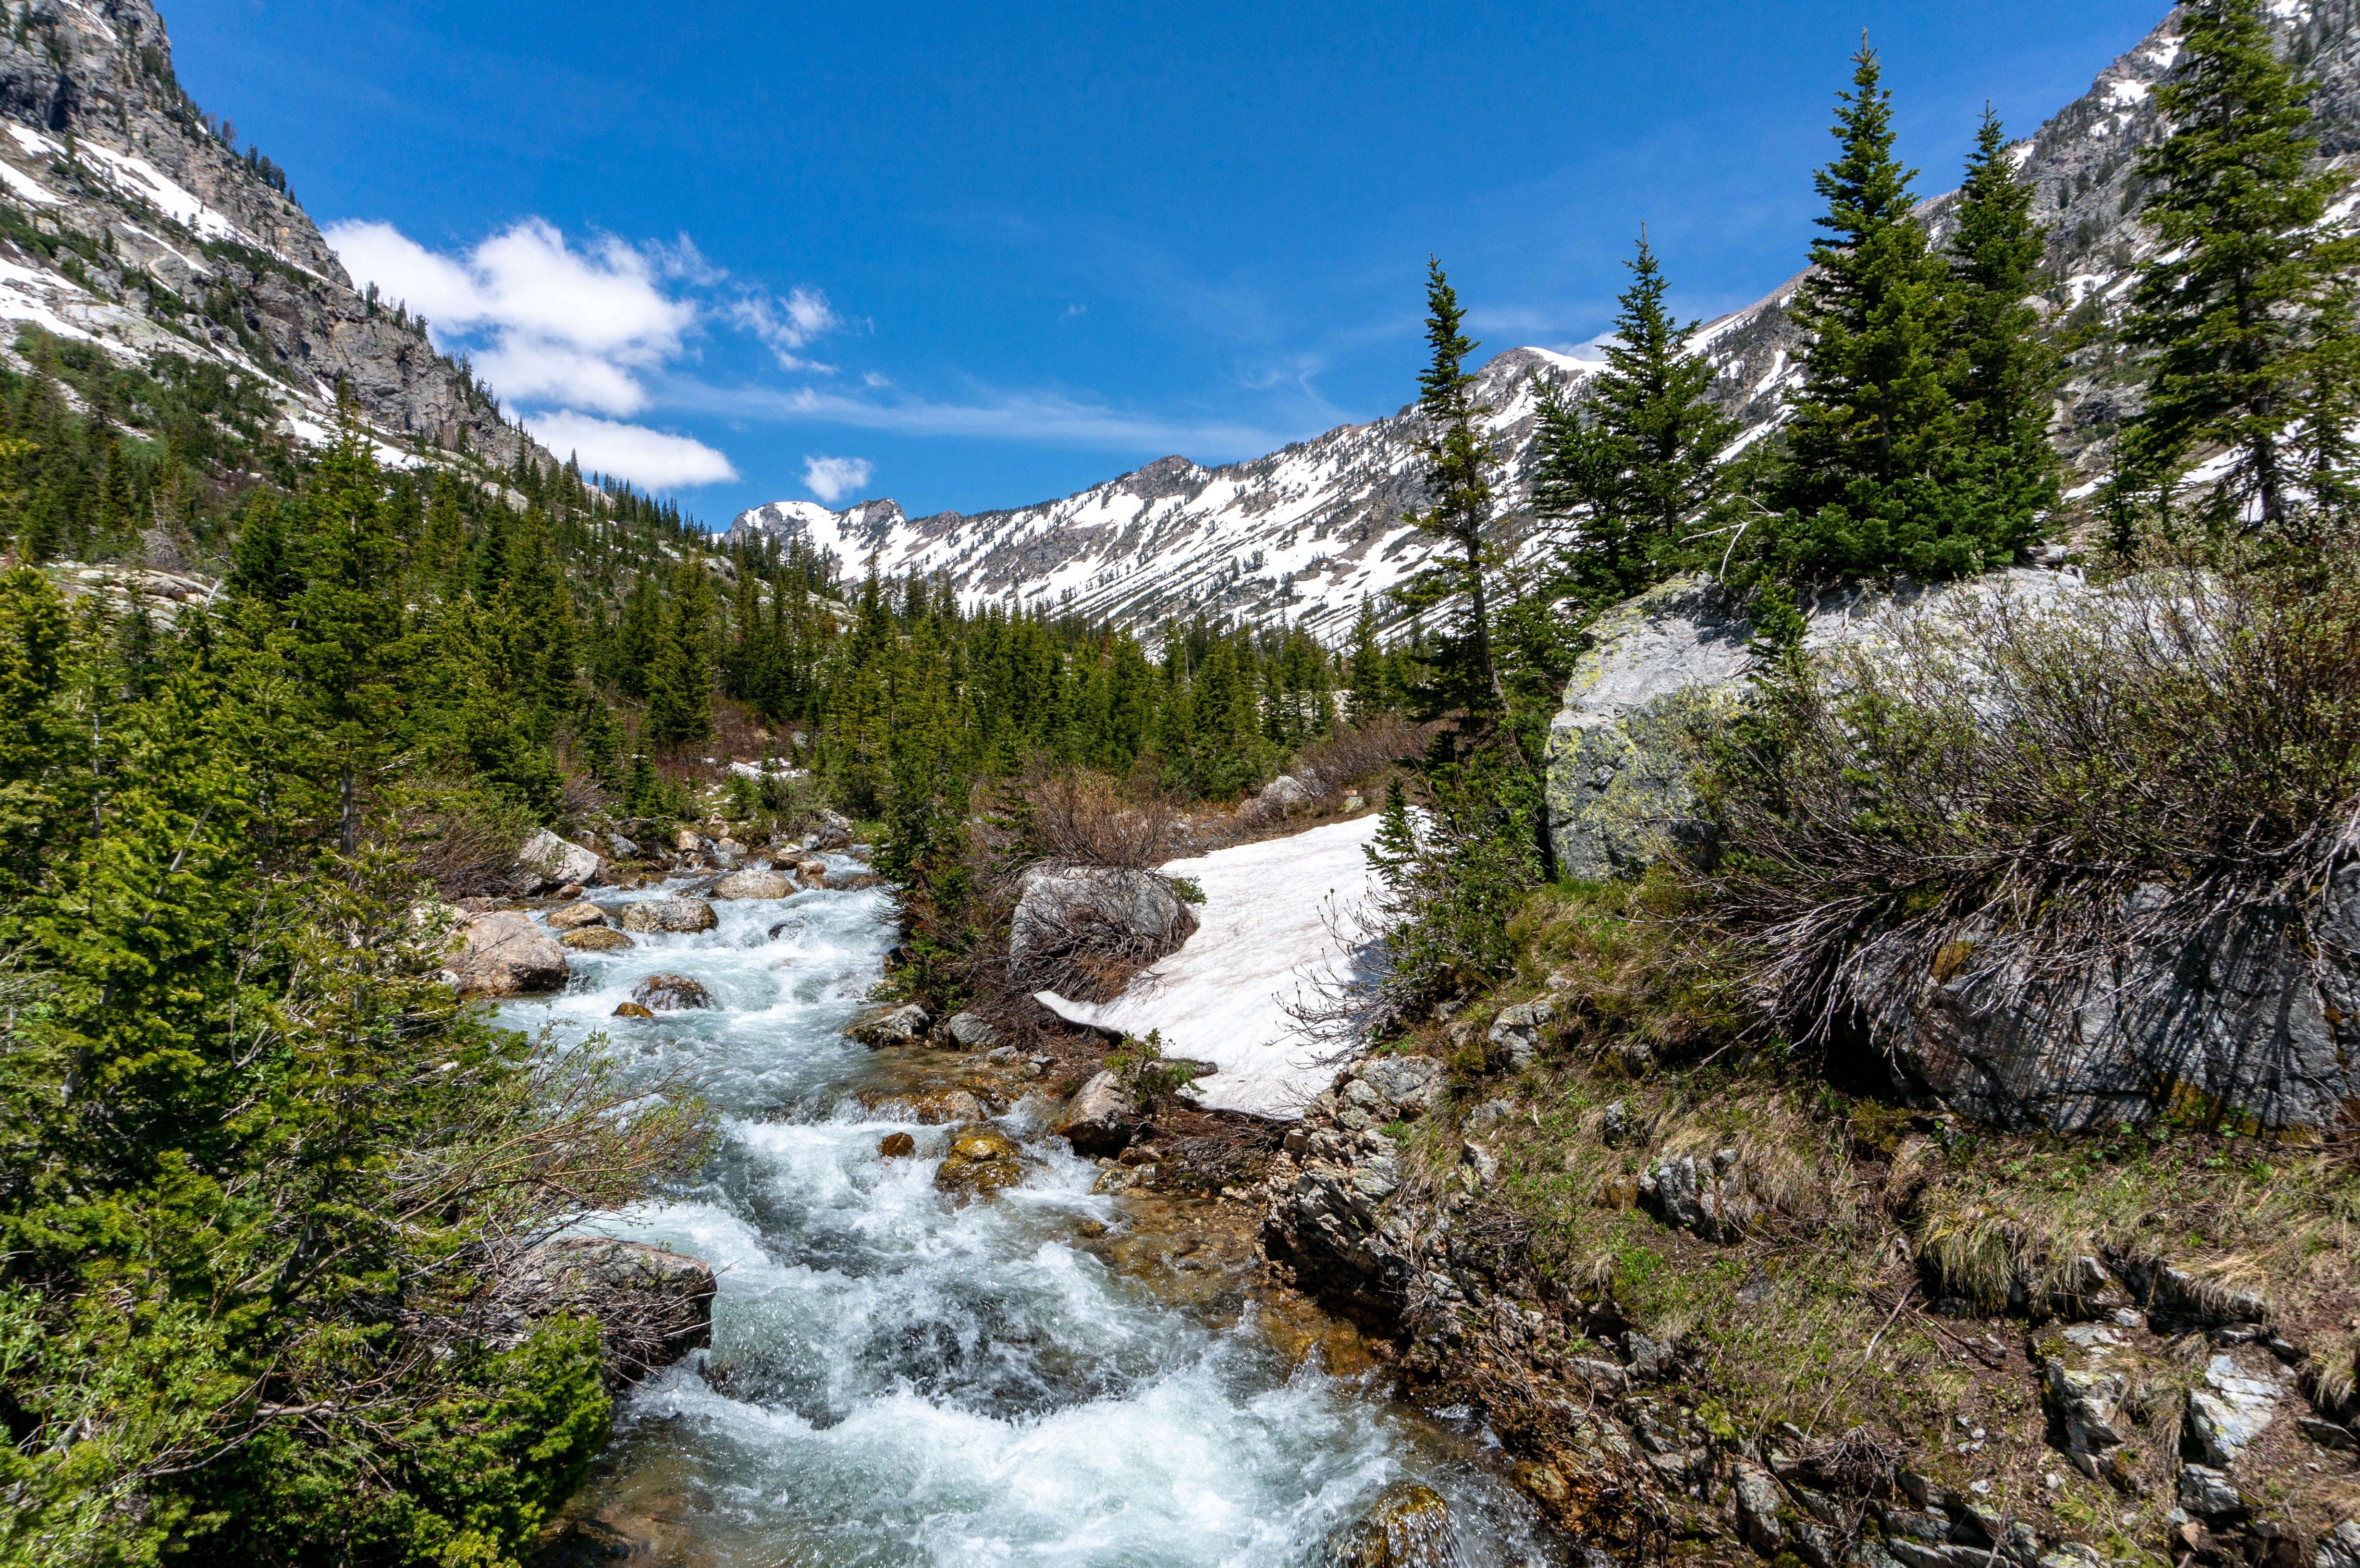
620;897;717;934
1326;1482;1462;1567
847;1003;930;1048
879;1132;917;1158
517;828;602;891
446;912;570;998
934;1124;1025;1197
713;868;794;900
561;927;632;953
544;901;610;931
1053;1069;1140;1157
632;972;712;1011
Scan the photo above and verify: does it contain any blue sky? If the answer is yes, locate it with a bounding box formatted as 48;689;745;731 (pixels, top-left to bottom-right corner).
169;0;2163;525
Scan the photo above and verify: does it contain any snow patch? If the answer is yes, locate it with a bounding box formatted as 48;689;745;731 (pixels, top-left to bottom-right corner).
1035;815;1387;1119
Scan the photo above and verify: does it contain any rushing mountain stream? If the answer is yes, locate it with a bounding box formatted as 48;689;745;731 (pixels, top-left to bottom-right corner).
498;860;1559;1567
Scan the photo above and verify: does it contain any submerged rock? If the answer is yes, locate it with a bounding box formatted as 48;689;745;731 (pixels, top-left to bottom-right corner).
713;868;794;900
1326;1482;1462;1567
934;1124;1025;1197
631;972;711;1011
447;912;569;998
561;927;632;953
612;1001;655;1019
619;897;717;934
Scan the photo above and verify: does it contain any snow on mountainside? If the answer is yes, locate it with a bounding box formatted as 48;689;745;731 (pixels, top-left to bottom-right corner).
735;1;2360;638
0;0;546;468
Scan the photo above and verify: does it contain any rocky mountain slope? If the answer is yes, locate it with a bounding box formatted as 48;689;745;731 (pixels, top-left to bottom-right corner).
733;1;2360;638
0;0;543;469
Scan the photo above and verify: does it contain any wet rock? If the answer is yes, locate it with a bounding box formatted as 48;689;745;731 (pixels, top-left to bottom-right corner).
561;927;633;952
878;1132;917;1159
712;868;793;900
942;1012;999;1050
612;1001;655;1019
447;912;570;998
794;858;829;887
934;1124;1025;1197
1326;1482;1460;1568
631;972;711;1012
1485;999;1554;1069
544;901;610;931
518;828;601;890
619;897;716;934
846;1003;930;1048
496;1238;713;1387
859;1086;986;1125
1008;865;1197;986
1512;1462;1570;1506
1053;1069;1140;1157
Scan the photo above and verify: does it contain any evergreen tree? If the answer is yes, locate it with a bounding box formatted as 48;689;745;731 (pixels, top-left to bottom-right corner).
644;562;714;746
1398;258;1515;756
1773;37;1970;580
2121;0;2360;534
1531;231;1735;609
1942;106;2060;543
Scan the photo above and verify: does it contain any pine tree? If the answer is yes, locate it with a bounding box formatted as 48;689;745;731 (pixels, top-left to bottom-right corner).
1531;231;1735;609
644;563;714;746
2121;0;2360;534
1773;37;1963;579
1398;258;1515;756
1942;106;2060;545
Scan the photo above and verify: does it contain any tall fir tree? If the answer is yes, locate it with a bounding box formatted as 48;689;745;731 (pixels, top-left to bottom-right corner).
1774;37;1969;580
2120;0;2360;533
1398;258;1516;757
1942;106;2060;543
1530;231;1735;610
644;561;714;746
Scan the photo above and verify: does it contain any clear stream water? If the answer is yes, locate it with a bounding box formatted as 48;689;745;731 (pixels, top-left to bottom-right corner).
496;862;1557;1567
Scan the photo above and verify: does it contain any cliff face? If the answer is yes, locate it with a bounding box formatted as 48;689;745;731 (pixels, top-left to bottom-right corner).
0;0;541;466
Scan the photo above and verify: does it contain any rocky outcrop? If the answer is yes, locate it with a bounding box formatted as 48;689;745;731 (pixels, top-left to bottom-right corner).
619;897;716;934
1260;1055;1445;1323
1848;867;2360;1133
1541;568;2085;881
1008;864;1198;991
446;912;569;998
495;1238;715;1389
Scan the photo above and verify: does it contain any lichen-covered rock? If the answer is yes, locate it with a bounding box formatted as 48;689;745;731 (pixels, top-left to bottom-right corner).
2183;1353;2286;1470
1637;1152;1758;1241
619;897;717;934
713;868;794;900
446;912;569;997
847;1003;930;1048
496;1238;714;1388
934;1125;1025;1197
631;972;711;1012
561;927;633;952
1486;1000;1555;1070
1008;865;1197;986
518;828;602;890
1053;1070;1139;1157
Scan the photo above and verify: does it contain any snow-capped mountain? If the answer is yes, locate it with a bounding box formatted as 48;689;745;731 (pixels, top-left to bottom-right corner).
734;1;2360;637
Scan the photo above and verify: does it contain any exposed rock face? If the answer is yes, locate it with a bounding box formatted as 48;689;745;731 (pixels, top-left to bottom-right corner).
1638;1151;1760;1242
1849;868;2360;1133
446;912;569;998
1260;1055;1446;1323
1052;1070;1140;1158
517;830;601;891
0;2;547;466
1008;865;1198;989
712;868;793;900
630;972;711;1012
619;897;717;934
1486;1000;1554;1071
497;1238;714;1389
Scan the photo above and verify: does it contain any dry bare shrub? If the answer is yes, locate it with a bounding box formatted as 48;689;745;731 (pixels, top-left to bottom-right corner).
988;765;1182;870
400;785;536;897
1297;713;1432;789
1693;532;2360;1045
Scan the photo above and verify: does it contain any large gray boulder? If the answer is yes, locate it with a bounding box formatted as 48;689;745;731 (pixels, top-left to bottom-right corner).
1542;567;2085;881
1053;1070;1140;1157
1009;865;1197;988
517;828;601;890
447;912;570;998
620;897;717;934
712;867;794;900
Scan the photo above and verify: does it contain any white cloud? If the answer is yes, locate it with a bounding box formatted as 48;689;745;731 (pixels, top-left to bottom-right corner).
733;286;841;370
530;411;739;489
801;454;874;504
328;218;694;416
